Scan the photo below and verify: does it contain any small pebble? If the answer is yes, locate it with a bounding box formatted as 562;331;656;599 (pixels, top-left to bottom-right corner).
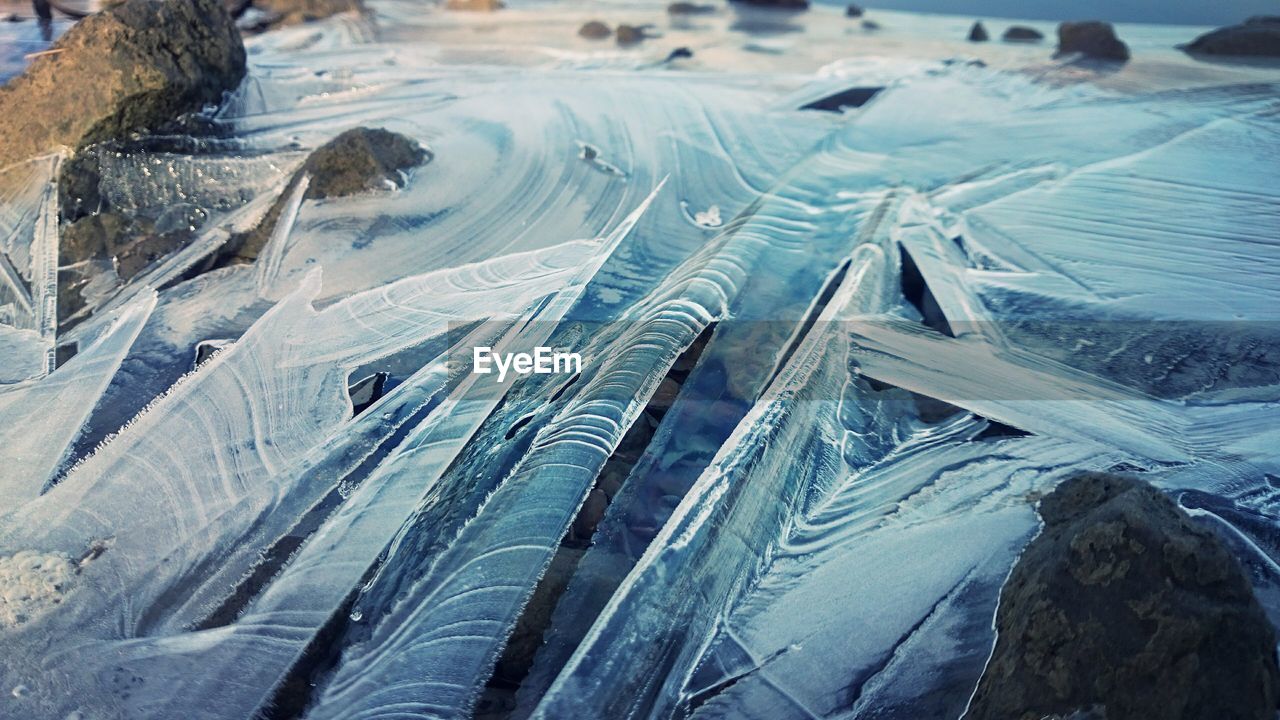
616;24;644;45
578;20;611;39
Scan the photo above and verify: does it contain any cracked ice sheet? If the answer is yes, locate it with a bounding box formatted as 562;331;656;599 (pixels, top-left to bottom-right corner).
517;75;1280;709
532;242;899;719
846;111;1280;469
960;111;1280;320
296;171;866;719
529;243;1119;720
19;195;649;720
0;292;155;511
226;68;831;306
0;239;600;720
42;56;832;461
665;82;1280;720
827;69;1279;195
685;435;1119;720
0;154;60;382
515;193;897;714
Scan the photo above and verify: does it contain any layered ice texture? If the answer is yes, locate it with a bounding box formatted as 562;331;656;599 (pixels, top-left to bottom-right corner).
0;2;1278;719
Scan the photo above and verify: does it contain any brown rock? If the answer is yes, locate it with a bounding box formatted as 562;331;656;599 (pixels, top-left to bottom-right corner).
445;0;504;11
57;212;192;327
225;127;428;263
61;211;190;281
616;24;644;45
578;20;611;39
1055;20;1130;62
301;126;428;200
0;0;246;169
966;472;1280;720
252;0;363;27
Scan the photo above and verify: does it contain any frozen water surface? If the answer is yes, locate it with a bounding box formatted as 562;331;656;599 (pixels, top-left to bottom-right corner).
0;1;1278;719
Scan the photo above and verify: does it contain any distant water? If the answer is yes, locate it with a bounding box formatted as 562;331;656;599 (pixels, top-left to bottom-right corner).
815;0;1274;26
0;18;70;84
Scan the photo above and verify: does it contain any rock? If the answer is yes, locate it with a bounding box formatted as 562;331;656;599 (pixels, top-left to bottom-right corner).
0;551;77;628
1056;20;1130;61
966;472;1280;720
578;20;611;39
648;377;681;417
57;211;193;326
572;488;608;540
616;24;644;45
445;0;504;10
223;127;428;263
301;127;428;200
968;21;989;42
1002;25;1044;42
251;0;363;27
861;19;880;30
488;546;586;692
0;0;246;170
727;0;809;10
61;212;189;281
58;150;104;222
844;3;863;18
1184;16;1280;58
665;46;694;61
800;86;882;112
667;2;717;15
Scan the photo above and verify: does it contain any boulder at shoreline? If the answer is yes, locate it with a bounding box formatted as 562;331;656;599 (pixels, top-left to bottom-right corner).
1056;21;1130;62
225;127;429;263
0;0;245;169
966;472;1280;720
251;0;364;27
1002;25;1044;42
1184;16;1280;58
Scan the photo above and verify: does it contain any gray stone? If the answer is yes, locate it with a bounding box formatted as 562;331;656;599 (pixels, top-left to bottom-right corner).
728;0;809;10
1056;21;1130;62
1184;16;1280;58
251;0;364;28
667;2;717;15
1002;25;1044;42
578;20;611;39
966;472;1280;720
968;21;989;42
616;24;644;45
